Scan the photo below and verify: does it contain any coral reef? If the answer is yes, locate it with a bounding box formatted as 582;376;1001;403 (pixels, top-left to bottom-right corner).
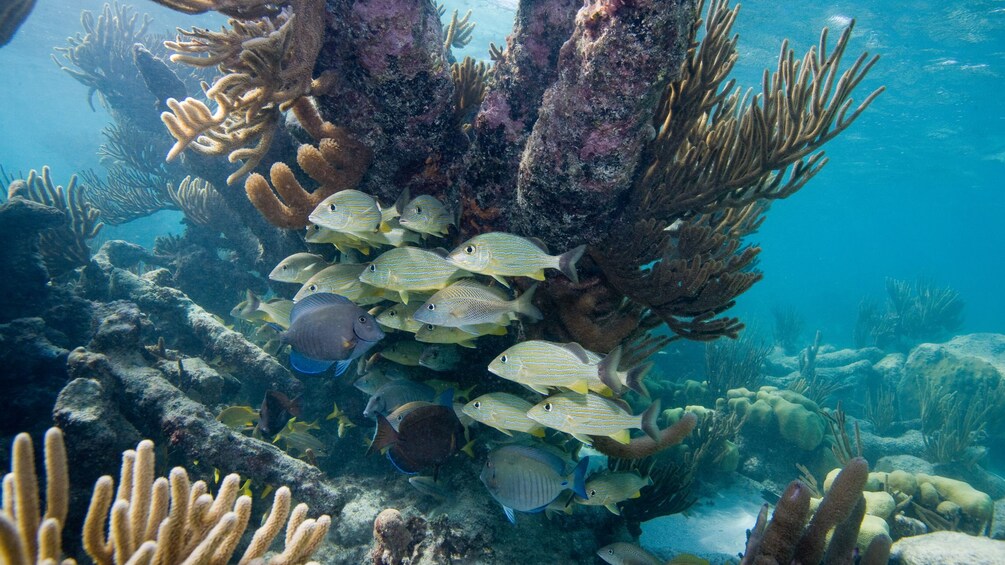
724;386;828;452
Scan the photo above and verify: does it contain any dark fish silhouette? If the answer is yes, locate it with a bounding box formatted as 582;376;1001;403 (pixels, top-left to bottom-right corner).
279;293;384;375
367;398;463;478
257;390;301;436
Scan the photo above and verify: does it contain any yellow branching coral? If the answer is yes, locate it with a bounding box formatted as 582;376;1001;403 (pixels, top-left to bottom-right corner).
451;56;490;130
0;429;74;565
161;0;329;185
8;167;103;276
245;129;372;229
441;8;474;51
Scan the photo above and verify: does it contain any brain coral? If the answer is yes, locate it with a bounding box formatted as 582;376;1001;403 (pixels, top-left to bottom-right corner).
724;386;827;451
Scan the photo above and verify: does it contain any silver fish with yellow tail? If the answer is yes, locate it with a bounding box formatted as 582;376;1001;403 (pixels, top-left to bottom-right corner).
527;393;661;445
358;247;470;304
574;471;653;514
305;224;374;255
294;263;384;304
233;290;294;329
417;343;461;372
398;194;454;237
376;301;424;333
412;280;542;330
268;252;328;283
415;323;506;348
596;542;664;565
308;189;384;234
462;392;546;437
446;232;586;285
487;340;623;395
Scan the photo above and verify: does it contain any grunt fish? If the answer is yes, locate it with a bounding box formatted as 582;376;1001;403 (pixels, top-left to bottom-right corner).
278;293;385;376
293;263;383;304
574;471;653;514
305;224;374;255
398;194;454;237
268;252;328;283
412;280;542;330
216;405;259;431
376;301;424;333
462;393;546;437
527;393;661;445
408;475;449;500
487;340;624;395
596;542;664;565
363;380;435;419
233;290;294;329
480;444;589;524
415;323;506;348
376;339;427;366
308;189;384;234
358;247;470;304
417;344;461;372
446;232;586;285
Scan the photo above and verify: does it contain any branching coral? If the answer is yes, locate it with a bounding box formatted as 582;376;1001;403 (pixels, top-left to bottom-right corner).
161;0;331;184
611;454;697;538
705;331;771;400
245;131;372;229
0;429;73;565
440;7;474;53
0;0;35;48
918;377;1004;466
78;168;174;226
166;175;229;226
148;0;281;18
451;57;490;131
8;167;103;276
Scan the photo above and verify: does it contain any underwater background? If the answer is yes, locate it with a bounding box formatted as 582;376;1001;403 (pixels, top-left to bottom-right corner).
1;0;1004;564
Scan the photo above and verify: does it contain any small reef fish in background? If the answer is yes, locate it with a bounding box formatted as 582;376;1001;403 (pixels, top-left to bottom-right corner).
257;390;301;436
293;263;383;304
373;339;427;366
325;402;356;438
412;280;542;330
216;405;259;431
268;252;328;283
462;392;546;437
363;379;436;419
574;471;653;514
358;246;471;304
277;292;385;375
417;343;461;372
375;301;424;333
487;340;625;395
446;232;586;285
415;323;506;348
352;365;403;395
527;393;662;445
308;189;384;234
480;444;589;524
597;542;710;565
408;475;449;500
397;194;455;237
232;290;294;329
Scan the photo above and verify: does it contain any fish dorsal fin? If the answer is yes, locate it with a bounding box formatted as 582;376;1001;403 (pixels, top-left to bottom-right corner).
435;388;454;407
526;236;550;253
291;292;352;323
561;342;591;364
394;187;411;215
610;397;633;413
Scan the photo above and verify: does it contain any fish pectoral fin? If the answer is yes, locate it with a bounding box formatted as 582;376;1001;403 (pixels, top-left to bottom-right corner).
400;291;410;304
630;490;642;499
491;275;510;288
527;383;551;395
529;426;546;438
610;429;632;445
497;427;514;437
604;504;621;515
502;505;517;524
567;380;589;395
458;340;478;349
572;433;594;445
528;270;546;281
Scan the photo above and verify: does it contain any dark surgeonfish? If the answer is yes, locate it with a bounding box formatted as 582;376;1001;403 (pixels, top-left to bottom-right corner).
480;444;589;524
279;292;384;375
257;390;301;436
367;396;464;478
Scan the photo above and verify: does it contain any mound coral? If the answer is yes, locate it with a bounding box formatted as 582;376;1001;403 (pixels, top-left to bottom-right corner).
723;386;828;451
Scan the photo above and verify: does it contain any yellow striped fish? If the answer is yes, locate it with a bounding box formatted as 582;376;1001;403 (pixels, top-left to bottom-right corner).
233;290;294;329
308;189;384;234
294;263;383;304
462;393;546;437
415;323;507;348
398;194;455;237
305;224;374;255
487;340;621;395
358;247;471;304
527;393;661;445
376;301;424;333
375;339;426;366
412;280;542;330
268;252;328;283
446;232;586;285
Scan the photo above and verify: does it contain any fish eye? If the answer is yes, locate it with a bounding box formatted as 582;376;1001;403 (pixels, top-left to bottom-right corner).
543;402;553;412
328;203;337;211
358;316;367;323
415;206;422;214
589;489;597;497
427;304;435;310
281;265;288;270
473;401;481;409
500;355;508;363
465;245;475;254
368;264;376;272
309;284;317;291
426;324;435;331
607;549;614;556
388;311;396;317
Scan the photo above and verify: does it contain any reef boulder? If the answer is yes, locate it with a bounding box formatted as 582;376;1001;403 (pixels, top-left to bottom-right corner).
890;531;1005;565
723;386;827;451
899;335;1005;422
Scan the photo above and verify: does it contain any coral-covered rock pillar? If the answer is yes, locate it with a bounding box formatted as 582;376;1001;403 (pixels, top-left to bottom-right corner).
457;0;581;236
513;0;692;250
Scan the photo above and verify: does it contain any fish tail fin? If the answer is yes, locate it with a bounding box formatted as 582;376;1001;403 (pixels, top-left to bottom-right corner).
570;456;590;499
624;362;653;398
558;245;586;284
514;283;543;321
367;415;399;456
598;346;623;395
240;289;260;317
640;399;661;442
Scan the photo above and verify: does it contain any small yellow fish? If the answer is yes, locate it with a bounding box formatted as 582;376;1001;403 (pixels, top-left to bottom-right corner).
574;471;653;514
216;405;260;430
415;323;506;348
462;393;546;437
260;484;274;500
358;247;471;304
308;189;384;234
398;194;455;237
527;393;661;445
325;402;357;438
376;301;424;333
446;232;586;285
239;478;253;498
269;252;328;283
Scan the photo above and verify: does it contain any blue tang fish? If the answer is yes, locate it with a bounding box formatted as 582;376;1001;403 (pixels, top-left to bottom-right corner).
279;293;384;376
